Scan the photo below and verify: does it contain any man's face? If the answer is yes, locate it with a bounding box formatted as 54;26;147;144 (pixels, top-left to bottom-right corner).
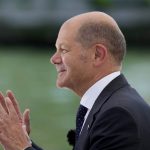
50;24;94;93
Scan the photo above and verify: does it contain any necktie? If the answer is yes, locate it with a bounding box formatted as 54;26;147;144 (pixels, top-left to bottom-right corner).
76;105;88;141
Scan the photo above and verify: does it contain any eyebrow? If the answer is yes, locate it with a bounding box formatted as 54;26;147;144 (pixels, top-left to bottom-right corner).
56;43;69;50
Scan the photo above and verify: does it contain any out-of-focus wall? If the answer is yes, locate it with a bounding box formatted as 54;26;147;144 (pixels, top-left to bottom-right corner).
0;0;150;47
0;0;90;46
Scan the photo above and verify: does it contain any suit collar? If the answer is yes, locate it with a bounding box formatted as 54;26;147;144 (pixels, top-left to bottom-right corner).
75;74;129;148
88;74;129;118
80;71;120;111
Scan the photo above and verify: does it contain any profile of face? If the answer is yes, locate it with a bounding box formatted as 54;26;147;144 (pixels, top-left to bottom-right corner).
50;22;94;93
51;12;124;95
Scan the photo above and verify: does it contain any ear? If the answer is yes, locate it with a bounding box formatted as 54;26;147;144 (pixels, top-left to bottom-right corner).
94;44;107;67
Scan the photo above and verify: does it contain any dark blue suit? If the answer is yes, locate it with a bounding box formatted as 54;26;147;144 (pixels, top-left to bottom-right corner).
27;74;150;150
75;74;150;150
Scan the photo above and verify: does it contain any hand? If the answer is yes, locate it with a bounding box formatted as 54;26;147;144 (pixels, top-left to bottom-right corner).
6;90;31;135
0;97;31;150
23;109;31;135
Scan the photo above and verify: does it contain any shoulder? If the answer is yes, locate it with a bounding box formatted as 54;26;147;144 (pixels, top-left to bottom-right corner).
88;107;140;149
94;107;138;130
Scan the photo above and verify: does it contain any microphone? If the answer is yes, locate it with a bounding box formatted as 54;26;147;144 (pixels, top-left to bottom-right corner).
67;129;76;146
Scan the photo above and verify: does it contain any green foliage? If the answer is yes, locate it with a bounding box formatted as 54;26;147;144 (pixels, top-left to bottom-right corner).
145;0;150;5
92;0;112;7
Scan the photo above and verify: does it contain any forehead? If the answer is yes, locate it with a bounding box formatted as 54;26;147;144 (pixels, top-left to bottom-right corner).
55;42;69;50
55;23;78;48
55;32;70;49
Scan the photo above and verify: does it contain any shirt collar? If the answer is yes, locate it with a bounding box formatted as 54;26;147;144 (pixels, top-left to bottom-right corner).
80;71;120;110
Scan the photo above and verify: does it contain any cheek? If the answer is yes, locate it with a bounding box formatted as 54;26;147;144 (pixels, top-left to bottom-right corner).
62;55;75;68
62;53;88;73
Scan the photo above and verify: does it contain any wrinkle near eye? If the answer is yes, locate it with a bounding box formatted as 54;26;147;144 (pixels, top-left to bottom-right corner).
62;49;68;54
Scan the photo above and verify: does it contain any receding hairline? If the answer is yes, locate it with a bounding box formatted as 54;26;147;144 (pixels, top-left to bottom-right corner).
62;11;120;31
59;12;126;65
61;11;124;44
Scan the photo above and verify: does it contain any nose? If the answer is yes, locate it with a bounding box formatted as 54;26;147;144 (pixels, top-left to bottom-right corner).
50;52;62;64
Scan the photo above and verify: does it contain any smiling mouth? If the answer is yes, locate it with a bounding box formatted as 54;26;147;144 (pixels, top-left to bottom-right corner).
58;70;66;74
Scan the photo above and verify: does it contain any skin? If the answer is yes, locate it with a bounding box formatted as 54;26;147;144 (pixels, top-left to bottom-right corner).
0;91;31;150
51;11;121;96
0;11;122;149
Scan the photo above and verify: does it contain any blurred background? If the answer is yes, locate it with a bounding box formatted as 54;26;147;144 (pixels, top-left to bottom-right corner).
0;0;150;150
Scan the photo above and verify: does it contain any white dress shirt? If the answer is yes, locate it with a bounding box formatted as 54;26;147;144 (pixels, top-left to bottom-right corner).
80;71;120;127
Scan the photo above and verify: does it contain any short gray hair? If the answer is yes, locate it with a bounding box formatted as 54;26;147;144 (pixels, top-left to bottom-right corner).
76;21;126;65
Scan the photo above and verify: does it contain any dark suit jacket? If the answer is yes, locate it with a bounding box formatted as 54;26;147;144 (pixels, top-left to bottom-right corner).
75;74;150;150
26;74;150;150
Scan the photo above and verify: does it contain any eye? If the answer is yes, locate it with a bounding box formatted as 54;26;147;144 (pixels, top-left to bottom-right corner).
62;49;68;54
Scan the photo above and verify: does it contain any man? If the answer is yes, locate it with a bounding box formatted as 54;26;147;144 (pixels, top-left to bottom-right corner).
0;11;150;150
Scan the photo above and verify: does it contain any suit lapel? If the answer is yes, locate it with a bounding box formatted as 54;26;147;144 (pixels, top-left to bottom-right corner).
75;74;129;149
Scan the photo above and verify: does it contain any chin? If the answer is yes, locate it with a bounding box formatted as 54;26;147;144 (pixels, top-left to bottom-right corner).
56;80;66;88
56;79;71;89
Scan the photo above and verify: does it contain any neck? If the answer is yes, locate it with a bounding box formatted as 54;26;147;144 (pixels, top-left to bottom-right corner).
73;67;121;97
